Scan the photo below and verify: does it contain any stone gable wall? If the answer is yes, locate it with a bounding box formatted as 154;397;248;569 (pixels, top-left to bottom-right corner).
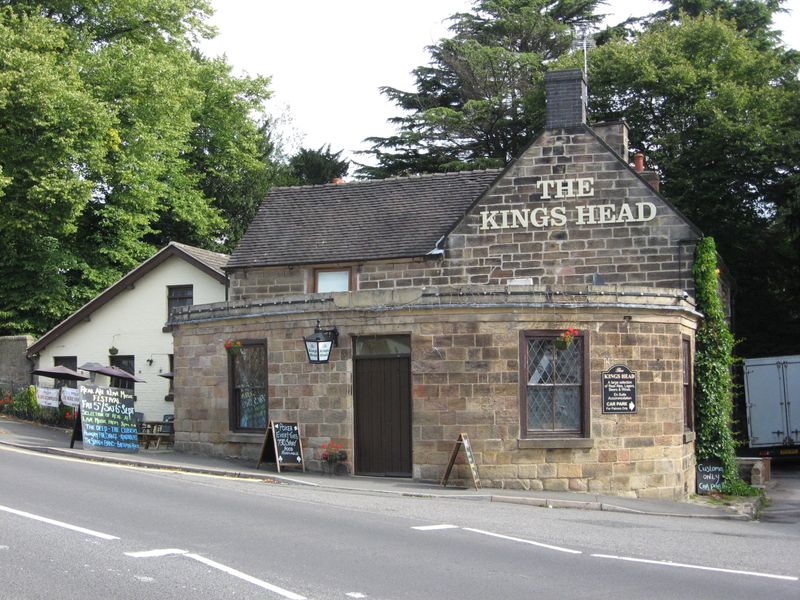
229;127;698;302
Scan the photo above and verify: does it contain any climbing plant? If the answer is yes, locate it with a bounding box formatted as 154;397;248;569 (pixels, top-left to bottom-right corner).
693;237;751;494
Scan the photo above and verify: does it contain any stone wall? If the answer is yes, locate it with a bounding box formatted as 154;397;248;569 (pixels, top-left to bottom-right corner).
0;335;33;390
172;287;697;499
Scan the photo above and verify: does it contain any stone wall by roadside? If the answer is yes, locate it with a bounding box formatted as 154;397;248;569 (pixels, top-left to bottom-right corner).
0;335;33;390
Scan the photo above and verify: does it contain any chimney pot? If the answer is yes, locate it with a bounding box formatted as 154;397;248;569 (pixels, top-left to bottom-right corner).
633;153;645;173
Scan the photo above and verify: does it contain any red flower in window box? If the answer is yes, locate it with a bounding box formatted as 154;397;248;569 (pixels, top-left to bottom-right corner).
223;339;242;355
555;327;579;350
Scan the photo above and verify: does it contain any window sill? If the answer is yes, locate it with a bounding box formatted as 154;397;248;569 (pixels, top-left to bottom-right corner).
683;431;696;444
225;432;264;444
518;438;594;449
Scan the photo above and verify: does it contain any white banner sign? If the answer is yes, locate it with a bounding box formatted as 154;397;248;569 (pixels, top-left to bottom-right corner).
35;387;60;408
60;387;80;408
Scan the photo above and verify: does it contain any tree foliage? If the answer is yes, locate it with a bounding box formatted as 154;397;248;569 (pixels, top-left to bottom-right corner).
288;145;349;186
0;1;279;335
358;0;602;178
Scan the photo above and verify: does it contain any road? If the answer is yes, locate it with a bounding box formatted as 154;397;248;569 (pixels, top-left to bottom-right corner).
1;445;798;599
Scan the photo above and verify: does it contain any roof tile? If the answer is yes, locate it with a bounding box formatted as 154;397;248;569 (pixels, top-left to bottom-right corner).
228;170;502;268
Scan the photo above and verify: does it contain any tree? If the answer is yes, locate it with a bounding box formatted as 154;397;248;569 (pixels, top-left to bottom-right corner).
0;1;280;334
649;0;786;48
288;145;349;186
581;13;800;356
358;0;602;178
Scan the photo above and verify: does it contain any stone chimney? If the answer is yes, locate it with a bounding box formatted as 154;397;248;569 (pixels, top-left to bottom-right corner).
544;69;587;129
593;121;629;163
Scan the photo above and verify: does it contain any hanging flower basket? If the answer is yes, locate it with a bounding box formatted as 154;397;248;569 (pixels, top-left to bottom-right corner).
554;327;579;350
108;346;119;356
224;339;242;355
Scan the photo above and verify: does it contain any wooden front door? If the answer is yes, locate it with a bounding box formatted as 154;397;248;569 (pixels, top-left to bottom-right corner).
354;337;411;477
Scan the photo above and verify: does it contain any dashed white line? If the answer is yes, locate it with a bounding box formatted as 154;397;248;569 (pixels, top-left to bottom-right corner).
346;593;367;598
463;527;582;554
591;554;799;582
412;524;459;531
125;548;188;558
185;553;307;600
0;504;119;540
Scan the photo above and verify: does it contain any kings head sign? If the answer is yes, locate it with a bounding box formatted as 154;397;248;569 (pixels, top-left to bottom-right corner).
479;177;657;231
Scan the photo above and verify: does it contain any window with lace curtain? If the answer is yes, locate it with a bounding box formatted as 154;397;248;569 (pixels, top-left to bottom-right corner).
520;331;589;438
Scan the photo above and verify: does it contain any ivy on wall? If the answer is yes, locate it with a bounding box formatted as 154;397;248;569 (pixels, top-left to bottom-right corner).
693;237;749;494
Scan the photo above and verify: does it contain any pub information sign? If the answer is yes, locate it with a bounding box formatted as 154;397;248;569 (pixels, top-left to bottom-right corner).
257;420;305;472
602;365;637;414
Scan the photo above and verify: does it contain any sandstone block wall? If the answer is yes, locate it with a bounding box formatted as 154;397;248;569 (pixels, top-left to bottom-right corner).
172;290;696;499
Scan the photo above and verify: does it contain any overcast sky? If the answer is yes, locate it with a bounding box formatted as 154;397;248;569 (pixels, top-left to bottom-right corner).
200;1;800;167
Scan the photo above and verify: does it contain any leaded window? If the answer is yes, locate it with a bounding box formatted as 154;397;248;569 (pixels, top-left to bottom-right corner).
683;337;693;431
521;333;587;437
228;341;268;431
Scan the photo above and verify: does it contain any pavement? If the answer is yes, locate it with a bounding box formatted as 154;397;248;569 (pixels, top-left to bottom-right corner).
0;415;773;521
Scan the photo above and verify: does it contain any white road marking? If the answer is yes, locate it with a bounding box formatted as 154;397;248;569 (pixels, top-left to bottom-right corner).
462;528;582;554
591;554;799;582
0;504;119;540
412;524;459;531
346;593;367;598
185;553;307;600
125;548;188;558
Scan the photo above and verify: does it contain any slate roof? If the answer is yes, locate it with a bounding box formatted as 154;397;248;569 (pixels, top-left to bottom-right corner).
27;242;229;356
227;170;503;269
170;242;229;277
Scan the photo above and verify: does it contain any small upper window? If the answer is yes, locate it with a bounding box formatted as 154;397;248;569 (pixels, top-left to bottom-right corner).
315;269;350;293
168;285;193;317
54;356;78;389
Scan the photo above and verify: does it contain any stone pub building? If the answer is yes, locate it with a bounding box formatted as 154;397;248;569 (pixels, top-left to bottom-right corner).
171;69;710;499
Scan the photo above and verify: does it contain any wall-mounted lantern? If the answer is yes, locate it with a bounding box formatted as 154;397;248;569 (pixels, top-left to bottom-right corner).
304;320;339;364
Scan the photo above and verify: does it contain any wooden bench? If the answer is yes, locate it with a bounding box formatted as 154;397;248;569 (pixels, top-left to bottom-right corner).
138;420;174;449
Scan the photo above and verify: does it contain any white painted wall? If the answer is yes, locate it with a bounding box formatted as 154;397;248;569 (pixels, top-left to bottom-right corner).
36;256;226;420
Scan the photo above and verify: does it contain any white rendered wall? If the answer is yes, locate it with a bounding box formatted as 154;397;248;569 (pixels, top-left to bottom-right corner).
36;256;226;420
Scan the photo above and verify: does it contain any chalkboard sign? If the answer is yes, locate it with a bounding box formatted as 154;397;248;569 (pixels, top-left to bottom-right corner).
257;421;305;472
696;458;724;494
441;433;481;490
602;365;637;414
78;384;138;453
